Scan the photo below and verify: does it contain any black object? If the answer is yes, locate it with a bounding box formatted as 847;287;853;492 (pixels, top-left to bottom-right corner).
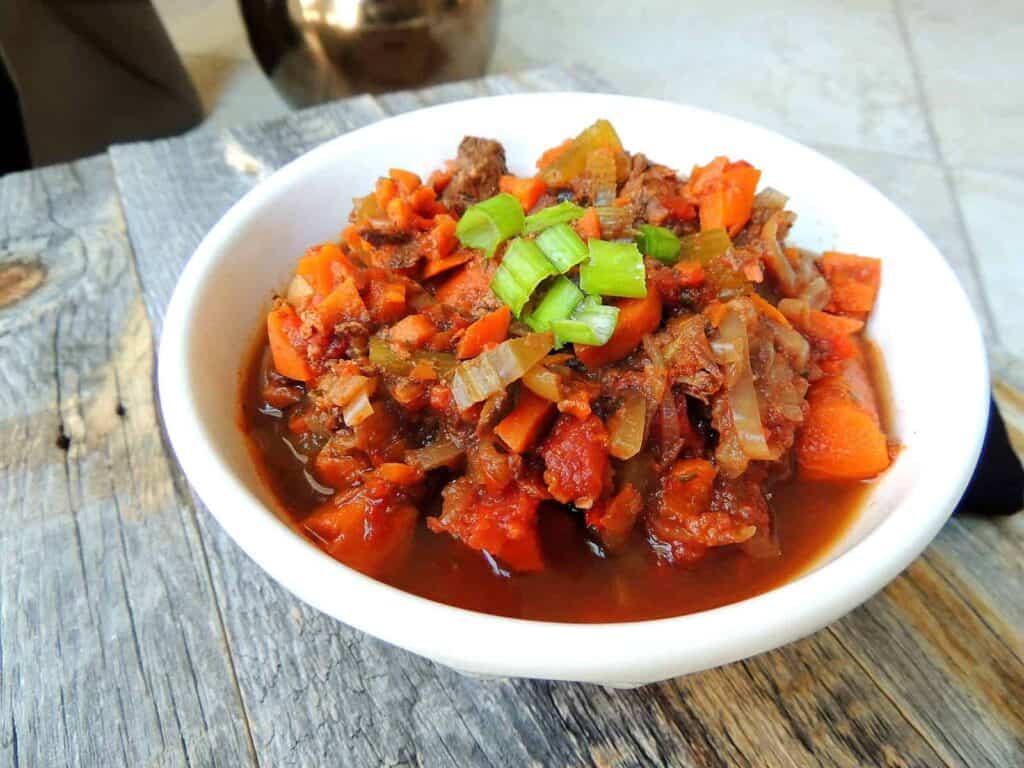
0;55;30;175
956;397;1024;516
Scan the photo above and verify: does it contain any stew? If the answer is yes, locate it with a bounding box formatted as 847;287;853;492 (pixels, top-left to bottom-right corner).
239;120;895;622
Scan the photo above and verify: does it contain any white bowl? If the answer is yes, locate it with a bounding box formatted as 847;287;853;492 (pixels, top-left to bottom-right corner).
159;93;988;687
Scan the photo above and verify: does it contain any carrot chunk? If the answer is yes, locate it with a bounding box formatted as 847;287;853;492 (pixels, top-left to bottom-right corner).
689;157;761;236
367;280;407;324
456;305;511;359
390;313;437;348
797;351;890;480
820;251;882;317
575;288;663;368
267;304;313;381
495;389;556;453
575;207;602;240
389;168;422;195
296;242;362;296
317;278;369;330
499;175;547;212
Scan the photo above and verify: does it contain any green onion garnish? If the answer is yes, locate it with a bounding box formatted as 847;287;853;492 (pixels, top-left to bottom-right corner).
551;301;620;347
580;239;647;298
635;224;681;265
490;238;558;317
536;223;588;273
455;193;525;258
678;228;732;264
524;276;584;332
523;201;585;234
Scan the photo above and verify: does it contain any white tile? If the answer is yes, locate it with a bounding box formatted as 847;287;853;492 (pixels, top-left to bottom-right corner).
954;168;1024;386
491;0;933;158
900;0;1024;173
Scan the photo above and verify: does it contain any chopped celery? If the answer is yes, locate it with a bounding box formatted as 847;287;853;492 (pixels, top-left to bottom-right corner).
551;302;619;347
678;228;732;265
525;276;584;332
580;240;647;298
455;193;525;258
523;201;585;234
635;224;682;265
489;238;558;317
536;223;588;272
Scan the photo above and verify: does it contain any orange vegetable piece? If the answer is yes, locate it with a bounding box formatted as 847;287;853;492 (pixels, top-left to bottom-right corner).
422;249;473;279
575;288;663;368
296;242;362;296
456;305;511;359
431;214;458;260
267;304;313;382
390;313;437;348
317;278;369;330
314;451;369;489
386;197;414;230
749;293;791;327
690;157;761;236
499;175;547;212
536;138;573;170
494;389;556;454
575;207;602;240
820;251;882;317
408;185;438;215
368;280;407;325
375;177;398;210
376;462;424;486
797;351;890;481
675;261;706;287
388;168;422;195
433;260;496;315
305;499;418;577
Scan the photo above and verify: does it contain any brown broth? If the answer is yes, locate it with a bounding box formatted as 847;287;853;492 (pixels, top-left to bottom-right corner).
239;341;868;623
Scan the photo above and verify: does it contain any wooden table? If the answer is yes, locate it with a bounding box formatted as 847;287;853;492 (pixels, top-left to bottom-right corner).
1;68;1021;768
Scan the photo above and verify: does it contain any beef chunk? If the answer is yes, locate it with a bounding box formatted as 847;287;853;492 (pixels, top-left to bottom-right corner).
441;136;508;214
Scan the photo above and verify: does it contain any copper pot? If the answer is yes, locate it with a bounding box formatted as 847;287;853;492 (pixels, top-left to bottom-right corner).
239;0;499;107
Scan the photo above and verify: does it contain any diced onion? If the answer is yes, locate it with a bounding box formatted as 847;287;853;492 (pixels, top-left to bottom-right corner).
342;390;374;426
522;364;562;402
450;332;553;409
286;274;313;305
678;228;732;265
595;206;634;239
587;149;617;206
753;187;789;211
405;440;464;471
712;307;774;460
608;391;647;460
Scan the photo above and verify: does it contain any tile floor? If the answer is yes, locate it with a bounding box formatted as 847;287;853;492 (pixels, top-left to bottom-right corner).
154;0;1024;446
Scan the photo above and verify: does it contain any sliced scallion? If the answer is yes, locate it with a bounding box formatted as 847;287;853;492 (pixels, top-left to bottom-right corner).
455;193;525;258
523;201;585;234
524;276;583;332
535;223;588;273
551;301;620;347
635;224;682;265
580;239;647;298
490;238;558;317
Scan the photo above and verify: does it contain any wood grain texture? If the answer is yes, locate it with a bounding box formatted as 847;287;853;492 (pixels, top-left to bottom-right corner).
0;67;1018;767
0;158;254;767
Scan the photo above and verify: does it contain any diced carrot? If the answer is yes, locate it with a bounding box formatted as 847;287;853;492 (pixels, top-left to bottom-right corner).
408;185;438;215
305;500;418;577
314;451;369;489
575;207;602;240
375;177;398;210
388;168;422;195
660;194;698;221
267;304;313;381
409;360;438;381
386;197;414;230
390;313;437;348
809;309;864;338
499;175;547;212
456;305;511;359
690;157;761;236
495;390;555;454
820;251;882;317
317;278;369;330
429;384;453;412
576;288;663;368
296;242;362;296
797;350;890;480
431;214;458;260
422;249;472;279
536;138;573;170
675;261;706;287
703;300;727;328
367;280;406;324
750;293;791;327
427;165;453;193
660;458;717;521
433;261;496;315
376;462;424;486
